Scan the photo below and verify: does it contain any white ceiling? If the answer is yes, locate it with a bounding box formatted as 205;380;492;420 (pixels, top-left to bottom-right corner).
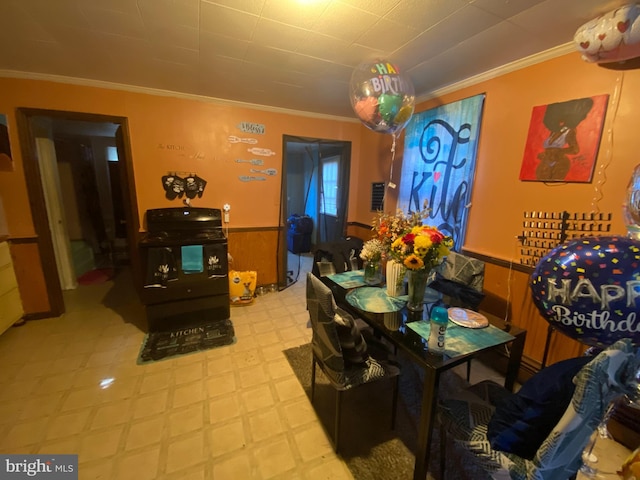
0;0;629;119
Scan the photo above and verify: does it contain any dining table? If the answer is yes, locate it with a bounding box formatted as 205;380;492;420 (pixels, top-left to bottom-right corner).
321;270;528;480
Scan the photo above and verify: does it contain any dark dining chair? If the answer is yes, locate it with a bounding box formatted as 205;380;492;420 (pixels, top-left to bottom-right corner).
437;338;639;479
306;272;400;452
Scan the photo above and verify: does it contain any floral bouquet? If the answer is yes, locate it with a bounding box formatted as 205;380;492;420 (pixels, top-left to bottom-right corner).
389;222;453;310
359;238;384;263
371;205;431;252
389;225;453;271
359;238;385;285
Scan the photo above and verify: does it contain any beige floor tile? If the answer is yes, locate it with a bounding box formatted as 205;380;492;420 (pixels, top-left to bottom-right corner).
172;380;205;408
102;377;138;402
19;391;65;421
85;349;121;368
241;384;275;412
49;353;89;375
248;409;284;442
164;466;207;480
125;416;164;450
266;357;294;380
36;436;80;456
303;458;354;480
168;403;205;437
212;452;256;479
0;401;25;425
174;362;204;385
208;419;247;457
273;377;306;402
0;262;534;479
132;390;169;419
233;335;259;353
281;400;318;430
206;355;234;375
78;425;124;462
294;424;334;462
254;330;281;347
208;394;241;424
238;364;268;389
252;436;297;479
1;419;47;449
114;447;161;480
231;350;262;368
91;400;133;429
73;366;114;389
78;459;115;480
205;372;236;398
261;344;289;362
45;409;91;440
61;387;106;412
32;371;77;396
165;431;206;474
138;370;171;394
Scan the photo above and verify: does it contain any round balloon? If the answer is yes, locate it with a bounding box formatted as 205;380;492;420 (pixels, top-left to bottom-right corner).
530;235;640;347
624;163;640;239
349;59;415;135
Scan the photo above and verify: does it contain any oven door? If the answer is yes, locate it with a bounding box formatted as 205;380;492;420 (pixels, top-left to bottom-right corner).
138;241;229;306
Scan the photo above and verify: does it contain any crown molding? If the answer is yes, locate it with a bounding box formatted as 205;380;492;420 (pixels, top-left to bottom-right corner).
0;69;359;123
417;43;577;103
0;43;577;123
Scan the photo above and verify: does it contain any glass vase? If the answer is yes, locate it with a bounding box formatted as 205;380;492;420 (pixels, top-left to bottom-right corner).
363;260;383;286
406;268;430;312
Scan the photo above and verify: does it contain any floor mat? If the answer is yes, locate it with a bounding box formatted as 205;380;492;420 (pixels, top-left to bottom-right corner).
137;318;236;364
283;342;475;480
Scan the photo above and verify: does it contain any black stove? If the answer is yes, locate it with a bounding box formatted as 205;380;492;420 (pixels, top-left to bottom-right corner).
138;207;230;332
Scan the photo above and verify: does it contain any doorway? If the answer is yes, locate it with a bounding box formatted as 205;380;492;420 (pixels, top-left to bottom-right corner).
16;109;140;316
279;135;351;288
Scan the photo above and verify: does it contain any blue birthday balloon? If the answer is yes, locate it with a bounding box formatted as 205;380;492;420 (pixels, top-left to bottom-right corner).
530;235;640;347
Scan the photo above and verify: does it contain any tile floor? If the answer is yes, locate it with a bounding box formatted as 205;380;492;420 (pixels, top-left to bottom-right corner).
0;253;517;480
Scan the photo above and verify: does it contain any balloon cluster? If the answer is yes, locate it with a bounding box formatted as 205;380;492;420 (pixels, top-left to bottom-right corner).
530;236;640;347
349;60;415;135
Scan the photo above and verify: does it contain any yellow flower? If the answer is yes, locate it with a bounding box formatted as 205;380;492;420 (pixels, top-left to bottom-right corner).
403;254;424;270
413;234;433;256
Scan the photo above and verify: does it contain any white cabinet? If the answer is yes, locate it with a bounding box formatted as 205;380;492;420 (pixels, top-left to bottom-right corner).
0;241;23;334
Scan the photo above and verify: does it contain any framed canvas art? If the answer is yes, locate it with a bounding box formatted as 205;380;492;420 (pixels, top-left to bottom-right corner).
398;94;485;251
519;95;608;182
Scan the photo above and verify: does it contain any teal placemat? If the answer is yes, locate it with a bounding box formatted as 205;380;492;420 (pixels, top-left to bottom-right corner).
327;270;366;289
346;287;408;313
407;320;514;357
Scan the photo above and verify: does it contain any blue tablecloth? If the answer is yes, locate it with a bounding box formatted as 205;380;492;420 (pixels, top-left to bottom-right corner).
345;287;408;313
326;270;367;289
407;320;515;357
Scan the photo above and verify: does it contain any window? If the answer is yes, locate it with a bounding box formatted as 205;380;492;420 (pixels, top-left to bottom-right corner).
107;146;119;162
320;157;338;216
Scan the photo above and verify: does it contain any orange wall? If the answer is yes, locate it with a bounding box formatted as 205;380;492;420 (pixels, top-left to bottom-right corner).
0;77;365;238
2;53;637;252
351;52;639;261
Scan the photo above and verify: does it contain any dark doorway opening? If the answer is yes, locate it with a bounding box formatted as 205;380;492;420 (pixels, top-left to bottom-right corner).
16;109;140;316
279;135;351;289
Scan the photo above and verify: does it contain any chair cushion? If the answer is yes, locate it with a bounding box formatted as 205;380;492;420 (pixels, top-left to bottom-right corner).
486;355;593;459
